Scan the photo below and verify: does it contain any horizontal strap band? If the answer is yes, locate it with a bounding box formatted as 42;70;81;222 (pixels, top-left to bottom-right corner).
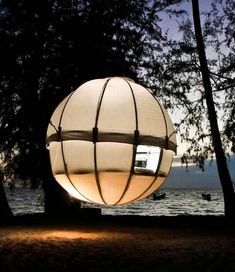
47;130;177;153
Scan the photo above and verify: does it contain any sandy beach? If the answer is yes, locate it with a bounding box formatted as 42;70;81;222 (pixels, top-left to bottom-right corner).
1;214;235;272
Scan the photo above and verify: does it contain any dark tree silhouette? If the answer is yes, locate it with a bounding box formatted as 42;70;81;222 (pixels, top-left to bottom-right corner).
0;171;13;219
0;0;172;215
191;0;235;217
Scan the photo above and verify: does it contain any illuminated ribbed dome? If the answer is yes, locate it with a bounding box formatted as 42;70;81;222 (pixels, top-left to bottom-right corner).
47;77;176;205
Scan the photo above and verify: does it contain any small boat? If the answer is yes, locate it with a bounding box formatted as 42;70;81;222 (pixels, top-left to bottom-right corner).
152;192;166;200
202;192;211;201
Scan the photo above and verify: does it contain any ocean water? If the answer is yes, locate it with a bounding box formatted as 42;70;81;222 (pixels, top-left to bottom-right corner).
83;188;224;216
5;187;44;216
5;187;225;216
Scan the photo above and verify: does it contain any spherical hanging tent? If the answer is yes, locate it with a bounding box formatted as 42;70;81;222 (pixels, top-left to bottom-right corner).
46;77;177;205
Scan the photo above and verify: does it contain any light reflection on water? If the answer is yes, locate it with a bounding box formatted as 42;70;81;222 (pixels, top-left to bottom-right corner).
5;187;224;216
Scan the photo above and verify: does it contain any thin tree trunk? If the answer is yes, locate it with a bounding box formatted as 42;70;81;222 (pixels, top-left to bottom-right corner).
0;175;13;220
42;149;81;216
192;0;235;217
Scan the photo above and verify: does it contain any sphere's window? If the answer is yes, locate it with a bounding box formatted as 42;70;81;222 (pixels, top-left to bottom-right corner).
134;145;161;175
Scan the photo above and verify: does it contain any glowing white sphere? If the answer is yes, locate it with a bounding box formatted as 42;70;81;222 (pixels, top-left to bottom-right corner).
47;77;176;205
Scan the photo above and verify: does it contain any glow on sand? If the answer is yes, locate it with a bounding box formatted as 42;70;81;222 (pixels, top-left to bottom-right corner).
5;229;107;241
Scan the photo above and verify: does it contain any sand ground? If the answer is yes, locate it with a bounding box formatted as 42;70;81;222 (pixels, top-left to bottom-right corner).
0;214;235;272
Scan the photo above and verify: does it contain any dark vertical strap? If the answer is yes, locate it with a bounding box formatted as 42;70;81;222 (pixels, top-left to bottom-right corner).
134;129;139;146
93;78;111;205
155;148;164;176
114;78;139;205
125;79;138;131
94;78;112;129
165;136;169;150
92;127;98;144
94;143;106;204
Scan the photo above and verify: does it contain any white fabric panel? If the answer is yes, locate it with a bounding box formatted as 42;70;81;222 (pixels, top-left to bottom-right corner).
99;172;130;205
96;142;132;172
55;174;91;202
69;174;104;204
117;175;155;205
62;141;94;173
98;77;136;133
60;79;105;131
49;142;65;175
130;82;166;139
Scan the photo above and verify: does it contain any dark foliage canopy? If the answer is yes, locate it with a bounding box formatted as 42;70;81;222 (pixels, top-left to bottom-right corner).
0;0;175;185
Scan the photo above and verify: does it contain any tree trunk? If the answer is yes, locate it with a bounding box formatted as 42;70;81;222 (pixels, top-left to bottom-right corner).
0;173;14;220
192;0;235;217
42;150;81;216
